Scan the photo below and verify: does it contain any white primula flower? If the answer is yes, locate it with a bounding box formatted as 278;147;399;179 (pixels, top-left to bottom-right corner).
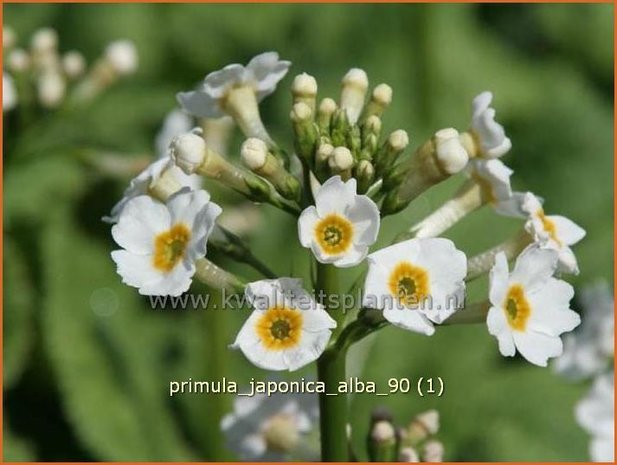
522;192;586;274
486;246;581;367
231;278;336;371
221;392;318;460
363;238;467;335
470;91;512;158
111;189;221;296
575;372;614;462
177;51;291;119
298;176;380;268
554;281;614;380
3;73;17;111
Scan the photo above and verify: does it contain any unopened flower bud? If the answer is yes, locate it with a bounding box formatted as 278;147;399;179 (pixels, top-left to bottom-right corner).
170;131;207;174
340;68;368;125
262;413;300;453
105;40;138;75
329;146;354;179
407;409;440;444
375;129;409;176
356;159;375;194
291;102;317;165
37;71;65;108
382;128;469;215
368;420;397;462
361;83;393;122
241;137;268;170
365;114;382;134
62;51;86;78
434;128;469;174
8;49;30;73
31;28;58;54
242;138;300;201
292;72;318;113
317;97;337;134
399;446;420;462
422;439;444;462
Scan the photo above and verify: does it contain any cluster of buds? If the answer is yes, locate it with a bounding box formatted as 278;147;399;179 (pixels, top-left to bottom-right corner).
367;408;444;462
3;25;137;112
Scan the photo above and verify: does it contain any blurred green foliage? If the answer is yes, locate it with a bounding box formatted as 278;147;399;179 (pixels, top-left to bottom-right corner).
3;3;613;461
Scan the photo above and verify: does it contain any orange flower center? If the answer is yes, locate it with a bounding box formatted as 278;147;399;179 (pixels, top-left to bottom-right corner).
152;223;191;272
256;306;303;350
503;284;531;331
388;261;430;307
314;213;354;255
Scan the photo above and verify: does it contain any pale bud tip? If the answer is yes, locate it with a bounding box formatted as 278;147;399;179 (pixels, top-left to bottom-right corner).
365;115;382;132
389;129;409;151
62;51;86;78
290;101;312;122
342;68;369;90
329;146;353;170
31;28;58;52
357;159;374;176
170;131;206;174
399;446;420;462
318;97;337;115
316;143;334;161
435;127;469;174
373;83;393;105
38;72;66;108
105;40;138;75
371;420;396;442
241;137;269;170
292;73;318;97
415;409;439;435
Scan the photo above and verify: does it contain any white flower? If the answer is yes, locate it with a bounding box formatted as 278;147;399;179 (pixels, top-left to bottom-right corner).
575;372;614;462
231;278;336;371
522;192;586;274
470;91;512;158
221;392;318;460
466;159;523;215
105;40;138;75
111;189;221;296
486;246;581;367
3;73;17;111
177;51;291;118
363;238;467;335
298;176;380;268
155;110;202;190
62;51;86;78
554;281;614;380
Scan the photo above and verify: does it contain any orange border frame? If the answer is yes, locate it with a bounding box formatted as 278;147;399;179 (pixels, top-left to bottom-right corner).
0;1;615;464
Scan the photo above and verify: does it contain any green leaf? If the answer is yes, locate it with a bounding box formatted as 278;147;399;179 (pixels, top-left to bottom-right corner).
3;236;35;389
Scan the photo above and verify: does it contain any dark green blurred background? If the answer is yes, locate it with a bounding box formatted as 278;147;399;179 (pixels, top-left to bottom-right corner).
3;3;614;462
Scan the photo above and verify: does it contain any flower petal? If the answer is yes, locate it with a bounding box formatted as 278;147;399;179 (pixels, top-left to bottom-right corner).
489;252;510;306
346;195;380;246
298;206;319;248
550;215;586;246
177;89;222;118
112;195;170;254
382;308;435;336
512;330;563;367
314;176;356;216
510;245;558;289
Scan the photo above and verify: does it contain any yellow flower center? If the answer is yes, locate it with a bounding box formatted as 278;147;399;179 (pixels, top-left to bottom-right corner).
152;223;191;272
256;306;303;350
537;209;562;246
388;261;430;307
314;213;354;255
503;284;531;331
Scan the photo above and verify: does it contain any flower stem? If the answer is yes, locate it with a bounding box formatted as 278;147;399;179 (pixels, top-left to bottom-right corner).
315;262;348;461
317;348;348;462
